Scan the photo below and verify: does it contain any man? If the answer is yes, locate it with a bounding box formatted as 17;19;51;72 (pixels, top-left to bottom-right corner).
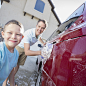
13;19;47;83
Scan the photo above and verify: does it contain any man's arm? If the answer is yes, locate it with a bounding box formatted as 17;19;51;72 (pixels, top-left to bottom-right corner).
39;37;46;46
24;43;41;56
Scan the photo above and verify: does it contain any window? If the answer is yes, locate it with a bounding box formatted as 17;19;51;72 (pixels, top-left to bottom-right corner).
34;0;45;13
0;0;1;8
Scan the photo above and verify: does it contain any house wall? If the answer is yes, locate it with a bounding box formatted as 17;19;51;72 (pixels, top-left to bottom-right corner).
0;1;38;30
0;0;60;40
24;0;51;22
42;11;59;39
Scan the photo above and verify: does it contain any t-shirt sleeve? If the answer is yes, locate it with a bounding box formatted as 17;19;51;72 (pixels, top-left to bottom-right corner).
0;42;5;70
23;35;31;44
23;31;31;44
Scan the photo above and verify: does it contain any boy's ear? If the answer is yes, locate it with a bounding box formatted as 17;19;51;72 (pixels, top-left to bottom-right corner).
22;35;24;38
1;31;4;38
36;25;37;28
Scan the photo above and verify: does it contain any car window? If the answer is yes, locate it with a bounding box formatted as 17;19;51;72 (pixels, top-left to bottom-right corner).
66;3;85;21
47;3;85;41
47;17;78;41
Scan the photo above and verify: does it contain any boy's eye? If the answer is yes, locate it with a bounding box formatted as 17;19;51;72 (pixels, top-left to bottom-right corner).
8;32;12;34
16;34;21;36
38;26;40;27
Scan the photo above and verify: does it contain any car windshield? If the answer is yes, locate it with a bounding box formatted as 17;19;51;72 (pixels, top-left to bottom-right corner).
66;3;84;21
47;3;85;41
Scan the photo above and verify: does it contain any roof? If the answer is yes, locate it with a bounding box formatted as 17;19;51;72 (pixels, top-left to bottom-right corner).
48;0;61;25
1;0;10;4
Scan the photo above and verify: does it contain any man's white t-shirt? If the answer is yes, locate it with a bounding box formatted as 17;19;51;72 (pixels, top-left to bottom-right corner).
18;28;39;48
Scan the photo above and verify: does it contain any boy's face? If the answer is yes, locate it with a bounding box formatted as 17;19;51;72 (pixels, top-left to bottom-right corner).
35;21;46;37
2;24;23;49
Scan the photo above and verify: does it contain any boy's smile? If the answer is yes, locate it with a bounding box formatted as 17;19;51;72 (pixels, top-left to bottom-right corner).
2;24;23;52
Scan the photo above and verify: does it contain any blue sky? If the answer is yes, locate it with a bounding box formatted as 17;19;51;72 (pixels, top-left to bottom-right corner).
52;0;86;22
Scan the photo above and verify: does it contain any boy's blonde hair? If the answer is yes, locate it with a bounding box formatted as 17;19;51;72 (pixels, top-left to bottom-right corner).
3;20;24;35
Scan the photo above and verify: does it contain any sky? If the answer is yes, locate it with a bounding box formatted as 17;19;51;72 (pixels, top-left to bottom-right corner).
52;0;86;23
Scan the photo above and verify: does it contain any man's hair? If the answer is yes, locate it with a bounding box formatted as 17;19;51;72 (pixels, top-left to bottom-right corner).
3;20;21;31
37;19;48;29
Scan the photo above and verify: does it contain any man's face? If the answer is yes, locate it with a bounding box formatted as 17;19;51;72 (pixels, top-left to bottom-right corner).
35;21;46;37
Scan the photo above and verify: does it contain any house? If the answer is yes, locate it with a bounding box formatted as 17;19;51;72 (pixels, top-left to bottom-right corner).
0;0;61;40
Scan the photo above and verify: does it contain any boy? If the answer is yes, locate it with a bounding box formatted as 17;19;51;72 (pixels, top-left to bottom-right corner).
0;20;24;86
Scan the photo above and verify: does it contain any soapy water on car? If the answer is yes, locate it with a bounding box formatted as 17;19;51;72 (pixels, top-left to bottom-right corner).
41;43;53;59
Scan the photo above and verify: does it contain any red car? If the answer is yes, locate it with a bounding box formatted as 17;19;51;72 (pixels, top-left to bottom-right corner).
36;2;86;86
